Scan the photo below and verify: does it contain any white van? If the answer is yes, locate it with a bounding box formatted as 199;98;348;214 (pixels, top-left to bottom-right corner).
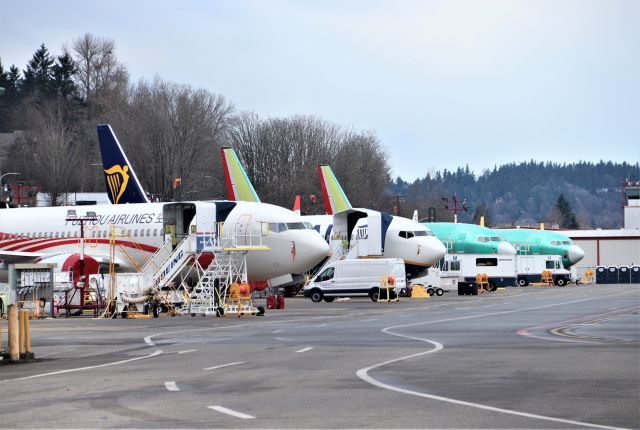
304;258;406;302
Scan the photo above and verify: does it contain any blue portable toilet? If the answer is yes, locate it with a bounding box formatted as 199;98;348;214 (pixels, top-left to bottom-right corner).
618;266;630;284
631;266;640;284
595;266;607;284
607;266;618;284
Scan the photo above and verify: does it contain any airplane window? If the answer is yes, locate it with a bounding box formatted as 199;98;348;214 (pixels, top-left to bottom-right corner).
286;222;306;230
54;232;58;238
127;230;131;237
546;261;555;269
268;223;287;233
153;229;158;236
147;229;151;236
134;229;138;237
563;240;571;245
398;231;406;239
413;231;427;237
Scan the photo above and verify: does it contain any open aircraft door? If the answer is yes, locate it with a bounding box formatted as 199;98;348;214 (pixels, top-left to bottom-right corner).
194;202;219;252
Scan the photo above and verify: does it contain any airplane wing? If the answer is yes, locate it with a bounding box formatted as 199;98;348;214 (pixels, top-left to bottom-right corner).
0;250;45;264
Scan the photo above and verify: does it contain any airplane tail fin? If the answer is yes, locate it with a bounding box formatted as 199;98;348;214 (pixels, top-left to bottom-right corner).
96;125;149;204
292;195;301;215
318;164;352;215
220;147;261;203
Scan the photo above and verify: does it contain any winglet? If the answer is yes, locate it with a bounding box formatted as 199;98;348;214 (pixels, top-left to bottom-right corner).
317;164;352;215
292;195;301;215
97;125;149;204
220;147;261;203
412;210;418;222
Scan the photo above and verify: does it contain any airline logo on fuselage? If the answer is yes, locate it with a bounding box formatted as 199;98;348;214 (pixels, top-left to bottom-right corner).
104;164;130;204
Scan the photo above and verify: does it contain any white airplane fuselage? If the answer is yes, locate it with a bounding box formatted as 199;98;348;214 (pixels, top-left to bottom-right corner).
0;201;329;281
302;213;446;268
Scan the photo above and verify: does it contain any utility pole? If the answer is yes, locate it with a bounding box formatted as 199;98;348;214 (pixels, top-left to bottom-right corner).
441;193;468;223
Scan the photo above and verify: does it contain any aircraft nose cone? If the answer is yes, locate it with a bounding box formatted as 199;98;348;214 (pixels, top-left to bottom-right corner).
296;234;331;270
498;242;517;255
425;238;447;265
568;245;585;264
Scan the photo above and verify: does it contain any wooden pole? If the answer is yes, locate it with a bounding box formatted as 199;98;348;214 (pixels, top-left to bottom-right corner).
8;305;18;362
19;309;26;355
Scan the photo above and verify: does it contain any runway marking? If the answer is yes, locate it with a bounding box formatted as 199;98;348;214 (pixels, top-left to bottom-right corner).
144;335;157;346
203;361;246;371
360;318;378;322
178;349;197;354
271;329;283;333
357;296;633;430
317;323;328;327
295;347;313;353
208;405;255;419
0;349;163;383
519;306;640;344
164;381;180;391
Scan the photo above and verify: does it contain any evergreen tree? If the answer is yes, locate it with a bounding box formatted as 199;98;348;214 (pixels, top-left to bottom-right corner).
472;201;491;226
22;43;54;100
555;193;579;229
51;52;78;98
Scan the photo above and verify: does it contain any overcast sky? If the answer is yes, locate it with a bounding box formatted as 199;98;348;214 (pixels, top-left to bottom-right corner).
2;0;638;181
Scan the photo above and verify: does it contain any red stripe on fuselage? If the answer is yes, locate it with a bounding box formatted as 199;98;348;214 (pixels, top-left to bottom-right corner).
2;238;158;253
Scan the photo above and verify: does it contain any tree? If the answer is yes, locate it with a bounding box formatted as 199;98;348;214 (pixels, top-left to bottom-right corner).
51;52;78;99
13;99;81;205
22;43;54;101
472;202;491;226
555;193;579;229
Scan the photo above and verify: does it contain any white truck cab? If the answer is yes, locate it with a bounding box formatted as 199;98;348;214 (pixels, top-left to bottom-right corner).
304;258;406;302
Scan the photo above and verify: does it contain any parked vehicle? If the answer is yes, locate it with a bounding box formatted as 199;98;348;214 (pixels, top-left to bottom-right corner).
304;258;406;302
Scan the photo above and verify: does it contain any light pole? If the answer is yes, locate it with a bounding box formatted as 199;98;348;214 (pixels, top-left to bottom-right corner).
0;172;20;206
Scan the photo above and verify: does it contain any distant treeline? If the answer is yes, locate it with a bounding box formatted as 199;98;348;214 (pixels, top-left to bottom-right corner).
0;35;390;208
389;161;639;229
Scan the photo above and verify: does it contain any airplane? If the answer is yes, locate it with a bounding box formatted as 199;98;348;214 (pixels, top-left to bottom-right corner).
220;147;446;276
419;221;517;255
495;227;585;268
0;126;330;287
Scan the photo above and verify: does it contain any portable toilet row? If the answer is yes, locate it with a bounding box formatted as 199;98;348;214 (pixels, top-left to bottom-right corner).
595;266;640;284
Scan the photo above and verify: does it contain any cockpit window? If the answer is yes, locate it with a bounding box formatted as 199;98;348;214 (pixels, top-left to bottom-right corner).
268;223;287;233
400;230;432;239
303;222;314;230
478;236;489;243
562;240;571;245
399;231;414;239
286;222;307;230
413;231;428;237
490;236;502;242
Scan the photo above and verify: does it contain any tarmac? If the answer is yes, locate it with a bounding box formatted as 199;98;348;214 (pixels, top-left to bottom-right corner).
0;283;638;429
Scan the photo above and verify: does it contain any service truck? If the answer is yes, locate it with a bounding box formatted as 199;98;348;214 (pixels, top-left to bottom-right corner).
515;254;571;286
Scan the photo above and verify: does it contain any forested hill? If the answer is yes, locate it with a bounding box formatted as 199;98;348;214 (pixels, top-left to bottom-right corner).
388;161;639;229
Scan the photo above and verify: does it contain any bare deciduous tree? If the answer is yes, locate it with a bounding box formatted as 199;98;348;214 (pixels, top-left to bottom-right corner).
16;100;80;205
226;113;390;213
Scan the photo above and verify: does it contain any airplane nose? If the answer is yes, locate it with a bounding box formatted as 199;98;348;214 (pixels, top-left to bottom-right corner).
568;245;585;264
295;234;330;270
424;238;447;265
497;242;517;255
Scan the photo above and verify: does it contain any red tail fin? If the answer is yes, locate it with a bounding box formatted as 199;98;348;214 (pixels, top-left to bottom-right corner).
292;195;301;215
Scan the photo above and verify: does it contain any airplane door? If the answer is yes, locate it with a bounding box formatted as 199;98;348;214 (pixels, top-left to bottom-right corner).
195;202;218;251
236;214;252;246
